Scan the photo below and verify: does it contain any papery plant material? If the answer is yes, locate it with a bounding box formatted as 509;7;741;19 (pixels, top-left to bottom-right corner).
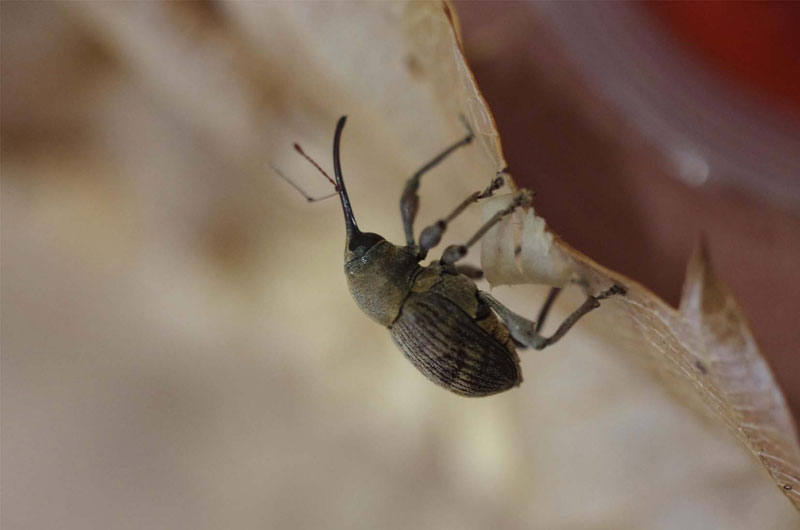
560;236;800;508
434;3;800;508
480;194;572;287
397;0;800;511
67;0;800;513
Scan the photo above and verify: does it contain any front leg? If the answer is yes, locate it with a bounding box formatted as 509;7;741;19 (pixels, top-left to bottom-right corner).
478;285;625;350
400;117;474;249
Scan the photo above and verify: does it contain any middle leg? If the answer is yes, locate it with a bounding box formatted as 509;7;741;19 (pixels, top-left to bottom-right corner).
416;171;505;259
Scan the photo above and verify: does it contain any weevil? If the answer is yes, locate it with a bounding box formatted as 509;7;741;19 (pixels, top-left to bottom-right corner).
280;116;624;397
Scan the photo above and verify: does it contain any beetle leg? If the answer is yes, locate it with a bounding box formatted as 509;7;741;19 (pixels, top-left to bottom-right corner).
454;264;484;279
478;285;625;350
440;189;533;265
401;117;474;249
417;171;506;259
535;287;562;333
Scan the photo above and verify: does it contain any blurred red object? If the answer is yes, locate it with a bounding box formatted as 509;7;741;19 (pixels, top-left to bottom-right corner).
646;2;800;117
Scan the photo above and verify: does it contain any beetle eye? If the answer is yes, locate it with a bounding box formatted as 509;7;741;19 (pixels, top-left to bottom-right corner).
348;231;384;254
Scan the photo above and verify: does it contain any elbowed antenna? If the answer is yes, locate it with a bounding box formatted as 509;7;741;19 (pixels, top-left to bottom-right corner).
333;116;360;238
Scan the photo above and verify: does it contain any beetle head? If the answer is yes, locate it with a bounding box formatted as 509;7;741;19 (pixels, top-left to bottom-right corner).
329;116;425;325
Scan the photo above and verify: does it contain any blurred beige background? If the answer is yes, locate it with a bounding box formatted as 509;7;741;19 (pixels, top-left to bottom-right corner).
3;3;799;529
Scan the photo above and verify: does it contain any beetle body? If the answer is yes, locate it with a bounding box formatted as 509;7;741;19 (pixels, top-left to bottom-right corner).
291;116;622;397
346;237;521;396
390;266;521;396
329;115;520;396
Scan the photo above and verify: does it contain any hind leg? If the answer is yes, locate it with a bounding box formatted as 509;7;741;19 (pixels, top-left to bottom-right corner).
478;285;626;350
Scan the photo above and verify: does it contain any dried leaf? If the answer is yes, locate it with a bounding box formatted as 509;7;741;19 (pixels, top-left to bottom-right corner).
76;0;800;514
7;1;799;528
462;12;800;512
391;0;800;513
481;194;572;287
